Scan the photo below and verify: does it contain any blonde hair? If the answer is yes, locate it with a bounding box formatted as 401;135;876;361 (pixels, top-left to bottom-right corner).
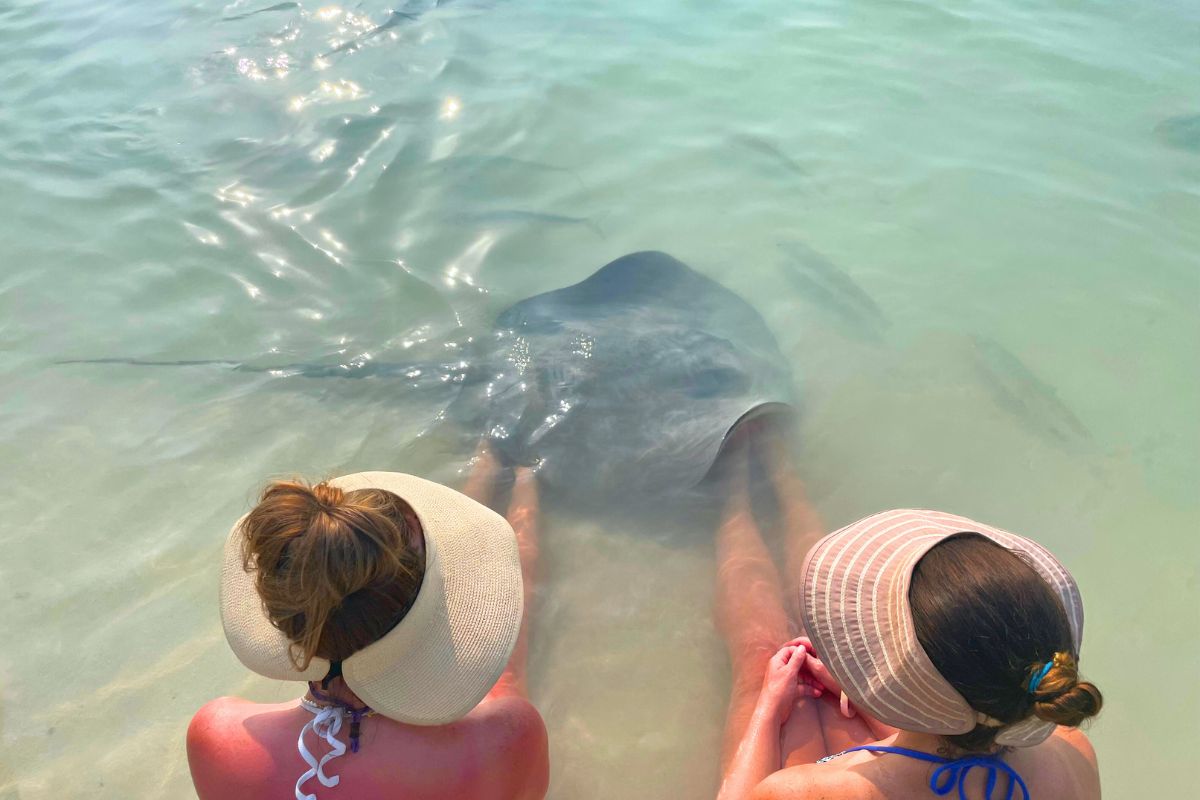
239;480;425;670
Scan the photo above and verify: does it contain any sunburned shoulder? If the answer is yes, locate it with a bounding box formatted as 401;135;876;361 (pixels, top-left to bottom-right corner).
188;694;544;751
187;696;251;746
472;693;543;726
452;695;550;800
188;694;548;799
467;695;549;763
187;697;282;795
188;695;290;741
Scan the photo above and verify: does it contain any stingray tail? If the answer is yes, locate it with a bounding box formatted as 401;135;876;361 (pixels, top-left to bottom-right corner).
56;357;247;369
54;356;471;383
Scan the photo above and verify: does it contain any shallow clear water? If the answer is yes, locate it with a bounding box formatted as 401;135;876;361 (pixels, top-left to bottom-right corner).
1;0;1198;797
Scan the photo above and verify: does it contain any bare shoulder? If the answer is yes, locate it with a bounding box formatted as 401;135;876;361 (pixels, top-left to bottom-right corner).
186;697;268;797
187;696;246;749
750;763;862;800
468;695;549;767
1052;725;1098;765
1045;726;1101;798
470;694;546;738
466;695;550;799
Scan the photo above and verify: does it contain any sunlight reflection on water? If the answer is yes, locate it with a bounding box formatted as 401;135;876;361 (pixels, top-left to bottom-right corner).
0;0;1197;797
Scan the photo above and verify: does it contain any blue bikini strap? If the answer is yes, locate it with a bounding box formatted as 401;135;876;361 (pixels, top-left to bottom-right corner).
839;745;1031;800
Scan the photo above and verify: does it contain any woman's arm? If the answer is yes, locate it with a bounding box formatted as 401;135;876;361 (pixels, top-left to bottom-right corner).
718;644;806;800
793;638;898;742
490;466;539;698
461;442;539;701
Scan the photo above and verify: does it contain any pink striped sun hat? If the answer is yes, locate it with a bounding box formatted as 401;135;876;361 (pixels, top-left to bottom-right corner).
799;509;1083;748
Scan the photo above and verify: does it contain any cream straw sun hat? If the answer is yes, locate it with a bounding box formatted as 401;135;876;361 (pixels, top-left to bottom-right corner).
219;471;523;725
800;509;1084;748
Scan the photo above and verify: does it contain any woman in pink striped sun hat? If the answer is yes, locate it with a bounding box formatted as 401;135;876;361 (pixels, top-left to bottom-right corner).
713;423;1102;800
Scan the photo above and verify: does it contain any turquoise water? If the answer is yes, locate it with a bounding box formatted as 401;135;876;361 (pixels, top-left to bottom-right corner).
1;0;1198;797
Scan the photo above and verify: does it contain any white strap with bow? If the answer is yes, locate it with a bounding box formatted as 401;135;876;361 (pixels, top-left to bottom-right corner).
295;700;348;800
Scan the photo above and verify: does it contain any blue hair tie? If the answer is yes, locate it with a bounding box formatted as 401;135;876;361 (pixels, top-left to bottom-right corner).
1028;661;1054;695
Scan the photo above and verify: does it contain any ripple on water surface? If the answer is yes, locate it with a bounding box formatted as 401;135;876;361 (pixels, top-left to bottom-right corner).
0;0;1198;798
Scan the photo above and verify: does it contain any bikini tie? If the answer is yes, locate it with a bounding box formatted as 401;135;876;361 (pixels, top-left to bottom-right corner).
834;745;1031;800
295;683;376;800
295;700;346;800
929;754;1031;800
307;684;374;753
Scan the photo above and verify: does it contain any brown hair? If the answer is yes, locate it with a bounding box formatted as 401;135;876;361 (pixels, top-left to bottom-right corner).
239;480;426;670
909;533;1102;752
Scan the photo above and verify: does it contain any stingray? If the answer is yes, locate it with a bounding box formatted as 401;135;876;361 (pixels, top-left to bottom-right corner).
60;251;795;501
451;251;796;500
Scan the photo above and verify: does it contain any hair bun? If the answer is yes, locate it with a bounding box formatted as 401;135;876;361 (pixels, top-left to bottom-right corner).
311;482;346;508
243;480;426;670
1030;652;1103;727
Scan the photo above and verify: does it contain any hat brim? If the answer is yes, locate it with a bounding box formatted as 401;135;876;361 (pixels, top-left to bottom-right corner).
800;509;1083;747
219;472;523;725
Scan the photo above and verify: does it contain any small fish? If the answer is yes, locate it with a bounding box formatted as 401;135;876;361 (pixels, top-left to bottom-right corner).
223;2;299;22
782;268;880;340
970;335;1091;446
455;209;605;239
325;0;493;55
1155;113;1200;154
732;134;808;178
434;155;586;189
779;242;885;319
326;1;428;55
365;8;423;35
777;241;888;340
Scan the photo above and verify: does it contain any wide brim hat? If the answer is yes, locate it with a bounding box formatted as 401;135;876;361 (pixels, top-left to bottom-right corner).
219;471;523;725
800;509;1084;747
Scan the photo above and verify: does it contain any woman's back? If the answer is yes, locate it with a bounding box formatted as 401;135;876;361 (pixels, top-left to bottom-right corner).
188;693;548;800
753;728;1100;800
191;462;548;800
709;469;1105;800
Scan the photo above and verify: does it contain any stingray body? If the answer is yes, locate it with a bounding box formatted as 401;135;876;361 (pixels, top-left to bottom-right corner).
61;251;794;501
454;251;795;501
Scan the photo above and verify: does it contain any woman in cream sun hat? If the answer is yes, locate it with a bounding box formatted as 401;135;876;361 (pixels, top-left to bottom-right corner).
187;443;548;800
712;423;1102;800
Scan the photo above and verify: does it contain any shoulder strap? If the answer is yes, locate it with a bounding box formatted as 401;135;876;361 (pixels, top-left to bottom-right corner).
837;745;1031;800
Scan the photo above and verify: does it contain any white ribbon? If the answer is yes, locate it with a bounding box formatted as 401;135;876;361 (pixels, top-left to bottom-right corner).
295;702;348;800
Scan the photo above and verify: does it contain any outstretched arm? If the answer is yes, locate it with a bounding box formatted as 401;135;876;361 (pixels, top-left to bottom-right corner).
757;424;826;627
491;466;539;698
719;423;899;800
462;439;502;506
714;426;799;769
461;441;539;699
